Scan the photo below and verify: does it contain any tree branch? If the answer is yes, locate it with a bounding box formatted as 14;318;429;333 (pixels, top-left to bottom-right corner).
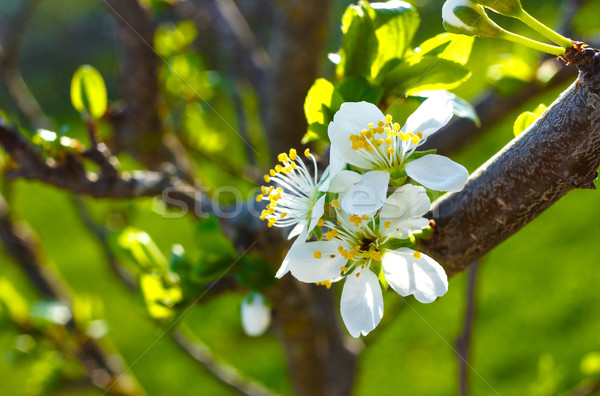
421;49;600;277
264;0;332;157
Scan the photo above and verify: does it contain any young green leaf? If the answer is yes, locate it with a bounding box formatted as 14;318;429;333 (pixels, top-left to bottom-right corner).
337;2;378;78
70;65;107;119
513;103;547;136
415;32;474;65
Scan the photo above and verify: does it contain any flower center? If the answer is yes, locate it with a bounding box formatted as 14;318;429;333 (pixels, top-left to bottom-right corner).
347;114;423;168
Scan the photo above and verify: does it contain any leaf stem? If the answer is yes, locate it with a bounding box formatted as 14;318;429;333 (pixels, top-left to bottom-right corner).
518;10;573;49
500;30;566;56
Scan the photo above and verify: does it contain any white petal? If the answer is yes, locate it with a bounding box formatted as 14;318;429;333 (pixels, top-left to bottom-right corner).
307;195;326;232
241;293;271;337
323;146;348;190
281;240;346;283
287;222;306;241
380;184;430;220
328;170;363;204
382;248;448;303
341;170;390;215
405;154;468;192
402;95;453;138
328;102;384;169
340;269;383;338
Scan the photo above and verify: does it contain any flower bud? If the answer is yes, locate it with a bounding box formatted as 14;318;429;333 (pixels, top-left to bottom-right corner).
442;0;505;39
241;293;271;337
472;0;523;17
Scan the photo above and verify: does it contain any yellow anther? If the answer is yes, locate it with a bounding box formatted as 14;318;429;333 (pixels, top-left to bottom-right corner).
413;252;422;259
275;164;282;172
370;251;382;261
270;169;276;177
264;175;270;183
267;186;274;193
278;153;288;163
384;221;391;229
340;266;349;272
280;212;287;219
367;123;374;129
385;114;393;123
314;251;322;259
256;194;264;202
411;136;420;144
376;139;385;145
393;122;400;131
408;132;414;137
276;187;283;192
400;133;409;142
417;132;423;139
268;218;276;227
349;134;359;141
304;148;310;157
316;280;332;289
355;272;361;278
361;215;369;220
267;207;276;214
291;162;297;170
261;186;269;194
337;221;342;226
331;199;339;208
385;138;392;145
360;129;368;135
386;147;394;154
317;219;325;227
289;148;297;161
260;211;268;220
377;120;385;127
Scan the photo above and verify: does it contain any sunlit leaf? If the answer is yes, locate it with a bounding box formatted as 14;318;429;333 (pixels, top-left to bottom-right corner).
382;57;471;95
117;227;168;271
70;65;107;119
337;2;378;78
513;103;546;136
369;0;420;78
415;33;474;65
0;278;29;325
140;273;182;320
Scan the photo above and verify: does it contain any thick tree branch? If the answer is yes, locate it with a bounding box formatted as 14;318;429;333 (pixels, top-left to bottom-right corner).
422;49;600;277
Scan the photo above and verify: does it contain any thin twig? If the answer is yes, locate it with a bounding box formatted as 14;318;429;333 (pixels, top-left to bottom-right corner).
455;261;481;396
173;326;276;396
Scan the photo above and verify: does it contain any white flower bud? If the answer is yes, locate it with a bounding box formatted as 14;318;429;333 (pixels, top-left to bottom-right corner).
241;293;271;337
442;0;504;39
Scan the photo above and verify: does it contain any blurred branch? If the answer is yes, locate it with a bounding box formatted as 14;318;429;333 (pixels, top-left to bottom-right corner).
421;49;600;277
455;262;481;396
173;326;276;396
104;0;166;168
566;379;600;396
0;0;50;128
0;193;141;395
557;0;590;38
264;0;332;157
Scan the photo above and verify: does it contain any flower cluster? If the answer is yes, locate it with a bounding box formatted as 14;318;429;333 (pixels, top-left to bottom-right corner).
259;96;469;337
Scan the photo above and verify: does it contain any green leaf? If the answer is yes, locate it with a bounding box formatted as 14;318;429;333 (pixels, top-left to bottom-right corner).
140;273;182;320
155;20;198;57
406;149;437;161
337;77;384;104
337;2;378;78
513;103;547;136
382;56;471;95
303;78;344;143
235;254;276;290
415;33;474;65
0;278;29;325
369;1;420;78
117;227;168;271
70;65;107;119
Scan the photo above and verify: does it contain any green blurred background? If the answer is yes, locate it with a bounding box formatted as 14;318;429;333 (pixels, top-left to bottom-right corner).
1;0;600;395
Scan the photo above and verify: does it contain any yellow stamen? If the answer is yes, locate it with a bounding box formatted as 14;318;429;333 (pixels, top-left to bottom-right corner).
264;175;270;183
317;219;324;227
278;153;288;163
331;199;339;208
340;266;349;272
384;221;391;229
289;148;297;161
370;251;382;261
304;148;310;157
386;147;394;154
268;218;276;227
413;252;422;259
280;212;287;219
256;194;264;202
385;114;393;123
314;251;322;259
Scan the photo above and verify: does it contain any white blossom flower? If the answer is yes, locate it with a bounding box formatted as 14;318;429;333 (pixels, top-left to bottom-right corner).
258;148;328;242
278;184;448;337
328;97;468;214
241;292;271;337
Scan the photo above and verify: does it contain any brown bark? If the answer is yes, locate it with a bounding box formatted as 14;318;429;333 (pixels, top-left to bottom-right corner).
422;48;600;277
264;0;331;158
